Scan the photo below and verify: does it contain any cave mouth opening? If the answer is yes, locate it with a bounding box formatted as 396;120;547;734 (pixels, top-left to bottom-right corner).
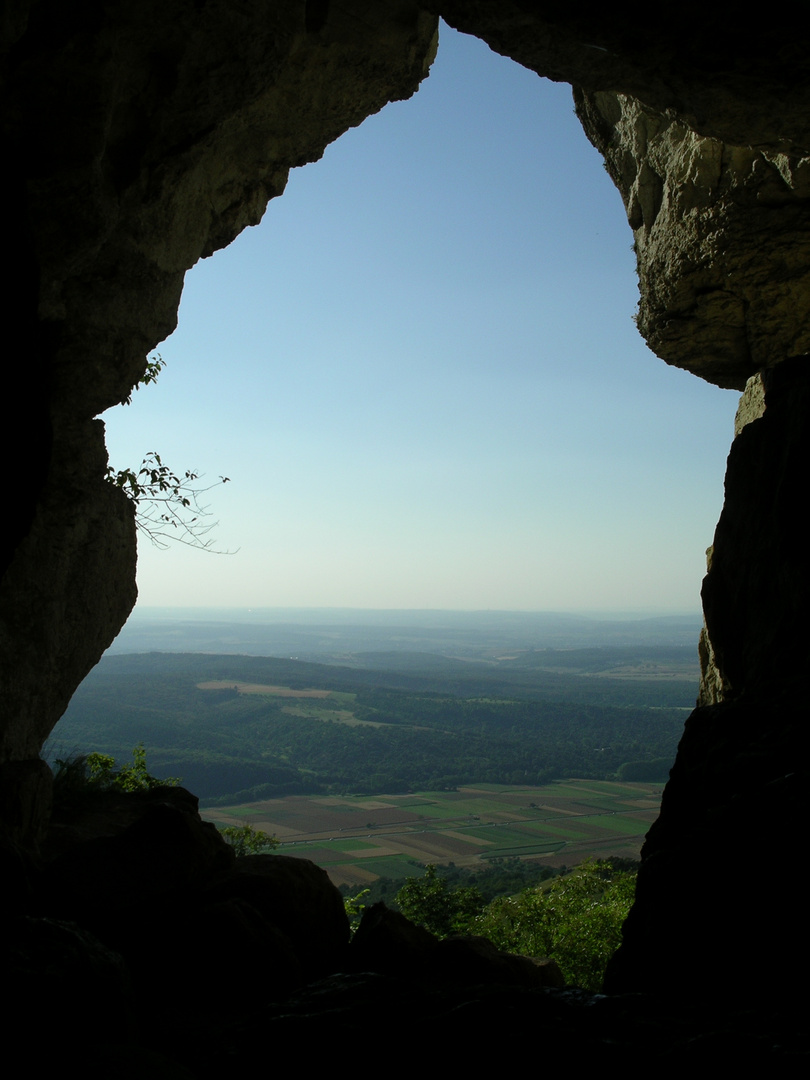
104;22;738;618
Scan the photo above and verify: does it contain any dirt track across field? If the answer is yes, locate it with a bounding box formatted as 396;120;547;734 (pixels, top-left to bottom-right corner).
197;681;332;698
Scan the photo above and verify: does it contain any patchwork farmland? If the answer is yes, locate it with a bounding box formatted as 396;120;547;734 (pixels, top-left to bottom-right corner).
202;778;662;887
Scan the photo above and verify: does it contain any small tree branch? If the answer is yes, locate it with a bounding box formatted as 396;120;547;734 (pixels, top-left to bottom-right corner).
110;357;235;553
107;451;235;553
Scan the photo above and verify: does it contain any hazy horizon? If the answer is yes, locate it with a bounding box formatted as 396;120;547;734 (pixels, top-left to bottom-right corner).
127;605;703;620
107;606;703;659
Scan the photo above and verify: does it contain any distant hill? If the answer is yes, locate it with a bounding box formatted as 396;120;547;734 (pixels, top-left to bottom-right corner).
106;607;703;659
51;645;692;803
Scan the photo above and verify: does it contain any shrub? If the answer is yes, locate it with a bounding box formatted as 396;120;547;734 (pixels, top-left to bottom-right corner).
52;744;181;806
395;864;485;937
219;823;280;856
471;859;636;990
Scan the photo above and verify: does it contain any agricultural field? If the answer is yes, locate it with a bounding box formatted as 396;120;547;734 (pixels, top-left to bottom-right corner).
203;778;663;887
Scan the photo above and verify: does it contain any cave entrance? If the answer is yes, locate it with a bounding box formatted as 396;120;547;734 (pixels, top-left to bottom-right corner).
105;23;737;617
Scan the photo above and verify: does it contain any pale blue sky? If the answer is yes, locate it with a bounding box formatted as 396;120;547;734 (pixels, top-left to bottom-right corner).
103;23;738;615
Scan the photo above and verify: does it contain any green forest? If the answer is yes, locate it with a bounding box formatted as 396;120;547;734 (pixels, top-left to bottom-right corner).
52;649;691;803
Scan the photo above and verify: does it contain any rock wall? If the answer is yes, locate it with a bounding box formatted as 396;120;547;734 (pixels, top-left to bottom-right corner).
1;0;808;998
0;0;438;772
576;93;810;388
570;76;810;1000
605;359;810;996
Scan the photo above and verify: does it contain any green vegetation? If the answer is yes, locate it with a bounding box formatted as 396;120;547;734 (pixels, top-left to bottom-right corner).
52;652;685;803
393;858;635;991
107;356;231;551
53;743;180;796
472;859;635;990
343;887;371;932
616;757;674;781
108;450;231;552
396;864;484;936
119;353;166;405
219;822;280;855
48;626;671;994
51;744;181;812
86;743;181;791
346;856;561;909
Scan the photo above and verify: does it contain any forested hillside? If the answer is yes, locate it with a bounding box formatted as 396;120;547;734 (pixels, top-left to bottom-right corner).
52;650;690;802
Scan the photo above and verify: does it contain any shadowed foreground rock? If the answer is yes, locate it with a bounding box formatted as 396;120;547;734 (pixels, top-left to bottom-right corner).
350;899;565;987
5;785;804;1073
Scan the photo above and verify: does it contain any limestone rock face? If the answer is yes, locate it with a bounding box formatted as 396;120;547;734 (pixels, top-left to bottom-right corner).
605;359;810;997
699;360;810;704
434;3;810;388
576;92;810;388
0;0;439;768
431;2;810;151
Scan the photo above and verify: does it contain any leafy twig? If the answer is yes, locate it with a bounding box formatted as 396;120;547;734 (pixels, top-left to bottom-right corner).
108;355;235;553
107;451;232;551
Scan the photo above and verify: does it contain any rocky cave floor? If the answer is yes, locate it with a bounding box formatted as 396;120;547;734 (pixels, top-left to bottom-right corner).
3;785;805;1074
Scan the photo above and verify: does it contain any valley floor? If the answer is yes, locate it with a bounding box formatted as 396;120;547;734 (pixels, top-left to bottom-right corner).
202;778;662;886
